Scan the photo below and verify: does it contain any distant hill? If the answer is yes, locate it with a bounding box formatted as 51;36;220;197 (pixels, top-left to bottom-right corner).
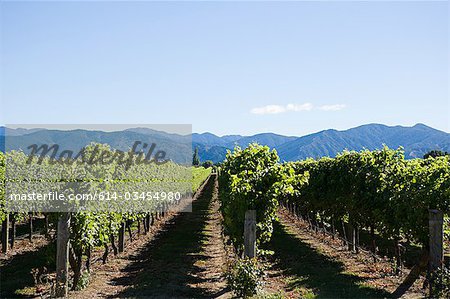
1;123;449;163
193;123;450;162
0;127;44;136
192;133;236;147
276;123;450;161
229;133;297;149
191;132;296;163
0;127;192;164
193;132;295;148
192;143;230;163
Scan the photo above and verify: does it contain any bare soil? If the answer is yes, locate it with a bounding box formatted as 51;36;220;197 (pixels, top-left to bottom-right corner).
70;174;231;299
262;208;427;298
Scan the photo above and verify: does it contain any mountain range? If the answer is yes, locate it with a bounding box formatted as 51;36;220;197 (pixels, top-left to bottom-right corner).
193;123;450;162
1;123;449;163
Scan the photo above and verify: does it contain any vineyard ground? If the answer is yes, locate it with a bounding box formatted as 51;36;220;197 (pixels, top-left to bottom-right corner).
0;216;50;264
71;174;232;299
0;235;52;297
266;209;427;298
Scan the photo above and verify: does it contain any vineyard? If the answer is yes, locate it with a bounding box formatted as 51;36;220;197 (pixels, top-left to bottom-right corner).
0;144;449;298
219;144;449;297
0;148;211;297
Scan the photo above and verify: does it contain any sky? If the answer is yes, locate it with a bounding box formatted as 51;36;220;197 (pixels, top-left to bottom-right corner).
0;1;448;136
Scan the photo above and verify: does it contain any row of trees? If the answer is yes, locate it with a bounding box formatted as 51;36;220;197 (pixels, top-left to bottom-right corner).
192;147;214;168
219;144;449;296
283;148;449;287
282;147;449;251
0;146;212;293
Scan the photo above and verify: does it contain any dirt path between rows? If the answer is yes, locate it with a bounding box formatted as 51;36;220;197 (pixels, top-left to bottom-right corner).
71;174;231;299
185;175;230;298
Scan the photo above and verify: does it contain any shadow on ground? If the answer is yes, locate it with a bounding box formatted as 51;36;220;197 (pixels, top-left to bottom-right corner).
111;175;226;299
0;240;54;298
267;220;393;298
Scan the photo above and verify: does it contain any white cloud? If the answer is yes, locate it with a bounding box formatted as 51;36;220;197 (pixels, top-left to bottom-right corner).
286;103;313;111
250;103;345;115
317;104;346;111
250;105;286;115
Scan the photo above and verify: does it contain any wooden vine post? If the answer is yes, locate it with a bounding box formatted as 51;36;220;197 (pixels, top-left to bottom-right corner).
429;209;444;270
1;213;9;253
118;222;125;253
244;210;256;258
428;209;444;296
56;213;70;298
29;214;33;242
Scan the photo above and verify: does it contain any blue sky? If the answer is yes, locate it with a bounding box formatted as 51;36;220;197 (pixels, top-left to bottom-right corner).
0;1;448;136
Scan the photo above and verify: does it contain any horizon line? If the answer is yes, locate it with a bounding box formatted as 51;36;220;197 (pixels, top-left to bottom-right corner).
2;122;450;137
